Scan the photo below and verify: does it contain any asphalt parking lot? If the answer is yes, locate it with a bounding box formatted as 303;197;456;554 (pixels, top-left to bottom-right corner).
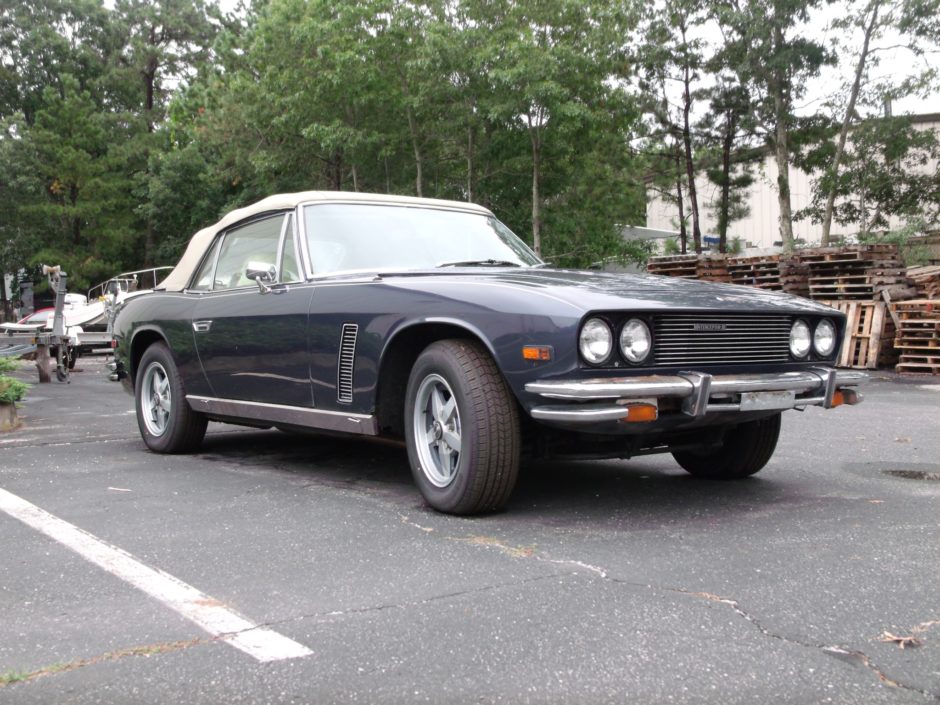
1;357;938;704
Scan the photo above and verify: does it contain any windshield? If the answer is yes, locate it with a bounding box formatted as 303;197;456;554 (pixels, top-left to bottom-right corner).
303;203;541;275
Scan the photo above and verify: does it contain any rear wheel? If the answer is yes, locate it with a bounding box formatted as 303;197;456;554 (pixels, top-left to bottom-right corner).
405;339;520;515
672;413;781;479
135;342;207;453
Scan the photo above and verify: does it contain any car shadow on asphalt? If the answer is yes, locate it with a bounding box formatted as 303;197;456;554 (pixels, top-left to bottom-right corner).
195;427;797;528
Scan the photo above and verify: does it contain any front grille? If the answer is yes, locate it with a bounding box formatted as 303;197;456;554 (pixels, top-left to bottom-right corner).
337;323;358;403
653;314;793;366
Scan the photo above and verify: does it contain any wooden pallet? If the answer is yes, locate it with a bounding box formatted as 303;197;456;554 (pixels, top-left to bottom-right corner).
796;244;913;301
892;299;940;375
821;300;892;369
906;264;940;299
793;244;900;264
647;254;699;278
647;255;731;283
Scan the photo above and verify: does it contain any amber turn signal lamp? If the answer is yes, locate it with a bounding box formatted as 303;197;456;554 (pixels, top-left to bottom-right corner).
830;390;844;408
522;345;553;361
620;402;658;423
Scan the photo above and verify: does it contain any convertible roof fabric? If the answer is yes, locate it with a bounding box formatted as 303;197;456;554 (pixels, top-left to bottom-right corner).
157;191;493;292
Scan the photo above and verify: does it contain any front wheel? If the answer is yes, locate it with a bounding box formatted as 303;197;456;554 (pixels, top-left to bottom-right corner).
404;339;520;515
672;413;781;479
135;342;207;453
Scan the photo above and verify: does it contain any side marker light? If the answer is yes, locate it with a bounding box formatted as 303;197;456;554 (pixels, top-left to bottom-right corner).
619;402;658;423
522;345;553;361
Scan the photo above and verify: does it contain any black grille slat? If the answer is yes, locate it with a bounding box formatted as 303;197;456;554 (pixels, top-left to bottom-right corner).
337;323;358;403
652;314;793;366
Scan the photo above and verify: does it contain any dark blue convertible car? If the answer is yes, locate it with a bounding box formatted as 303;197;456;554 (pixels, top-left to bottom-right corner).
112;191;866;514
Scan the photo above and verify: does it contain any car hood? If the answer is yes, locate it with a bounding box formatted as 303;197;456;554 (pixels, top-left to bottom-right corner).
382;268;835;315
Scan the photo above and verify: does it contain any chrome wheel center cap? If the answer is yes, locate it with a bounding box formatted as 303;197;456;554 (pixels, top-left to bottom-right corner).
431;421;443;440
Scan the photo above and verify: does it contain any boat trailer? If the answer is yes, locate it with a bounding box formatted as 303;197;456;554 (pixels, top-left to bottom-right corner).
0;266;112;383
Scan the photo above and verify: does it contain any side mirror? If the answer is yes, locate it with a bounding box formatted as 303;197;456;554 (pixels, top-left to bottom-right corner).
245;262;277;294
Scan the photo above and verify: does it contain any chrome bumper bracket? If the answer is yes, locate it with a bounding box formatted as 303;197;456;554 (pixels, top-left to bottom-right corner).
678;371;711;418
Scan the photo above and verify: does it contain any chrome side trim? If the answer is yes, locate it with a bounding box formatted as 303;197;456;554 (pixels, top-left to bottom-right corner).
525;376;695;400
530;405;630;423
186;395;379;436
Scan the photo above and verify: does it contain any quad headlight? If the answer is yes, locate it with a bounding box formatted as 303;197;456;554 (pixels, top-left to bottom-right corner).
789;320;812;359
579;317;612;364
619;318;651;363
813;319;837;357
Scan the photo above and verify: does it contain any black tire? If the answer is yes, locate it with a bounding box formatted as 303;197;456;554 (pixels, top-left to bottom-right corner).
135;341;207;453
672;413;782;479
404;339;520;515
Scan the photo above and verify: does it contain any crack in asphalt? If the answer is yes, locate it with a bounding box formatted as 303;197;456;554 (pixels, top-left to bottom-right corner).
241;571;572;633
0;435;134;449
0;637;208;688
394;523;940;700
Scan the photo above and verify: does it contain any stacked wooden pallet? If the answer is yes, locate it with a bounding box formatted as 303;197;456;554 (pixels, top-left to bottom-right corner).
820;300;897;369
893;299;940;374
726;255;782;290
724;254;810;296
793;244;917;301
778;260;810;297
647;255;731;283
906;265;940;299
647;254;700;279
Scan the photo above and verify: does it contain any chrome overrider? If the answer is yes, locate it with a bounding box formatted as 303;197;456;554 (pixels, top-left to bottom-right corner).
525;368;867;424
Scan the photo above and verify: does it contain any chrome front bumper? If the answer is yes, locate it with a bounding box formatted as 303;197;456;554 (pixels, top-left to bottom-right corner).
525;368;867;424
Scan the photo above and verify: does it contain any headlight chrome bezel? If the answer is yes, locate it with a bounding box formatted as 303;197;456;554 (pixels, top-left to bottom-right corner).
579;317;613;365
789;319;812;359
813;318;837;358
619;318;652;364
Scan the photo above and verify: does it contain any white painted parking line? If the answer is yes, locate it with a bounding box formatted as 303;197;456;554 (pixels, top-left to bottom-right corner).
0;487;312;663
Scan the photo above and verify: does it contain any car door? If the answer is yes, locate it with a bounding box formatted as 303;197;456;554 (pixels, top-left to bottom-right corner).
191;211;315;407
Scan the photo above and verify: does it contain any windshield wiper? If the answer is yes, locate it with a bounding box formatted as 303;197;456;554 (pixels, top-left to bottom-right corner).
436;259;523;268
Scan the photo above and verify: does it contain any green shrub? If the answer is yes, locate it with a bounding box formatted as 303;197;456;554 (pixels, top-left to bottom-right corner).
0;358;29;404
663;238;681;255
858;220;933;266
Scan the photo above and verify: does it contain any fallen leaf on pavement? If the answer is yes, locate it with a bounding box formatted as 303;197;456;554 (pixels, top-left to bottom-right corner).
877;631;922;649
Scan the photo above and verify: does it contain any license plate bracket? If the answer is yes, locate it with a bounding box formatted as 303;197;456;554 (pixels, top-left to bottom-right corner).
739;390;796;411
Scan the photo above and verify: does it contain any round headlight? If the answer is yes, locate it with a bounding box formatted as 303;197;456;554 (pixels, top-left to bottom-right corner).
579;318;612;364
814;319;837;357
790;320;812;359
620;318;651;363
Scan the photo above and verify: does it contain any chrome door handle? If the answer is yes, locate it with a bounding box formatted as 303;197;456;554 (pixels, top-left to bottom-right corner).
192;320;212;333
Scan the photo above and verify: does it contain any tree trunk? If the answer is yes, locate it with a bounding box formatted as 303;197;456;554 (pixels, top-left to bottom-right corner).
681;62;702;254
405;103;423;197
466;124;474;202
144;222;155;267
675;145;688;255
718;112;736;253
529;118;542;256
821;0;880;246
772;91;795;250
331;151;343;191
351;164;359;192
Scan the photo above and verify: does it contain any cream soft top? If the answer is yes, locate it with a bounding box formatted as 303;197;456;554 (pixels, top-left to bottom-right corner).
157;191;493;292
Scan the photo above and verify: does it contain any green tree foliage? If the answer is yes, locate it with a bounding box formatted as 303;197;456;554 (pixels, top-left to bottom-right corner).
797;115;940;234
178;0;646;266
697;80;757;252
0;0;936;296
713;0;834;250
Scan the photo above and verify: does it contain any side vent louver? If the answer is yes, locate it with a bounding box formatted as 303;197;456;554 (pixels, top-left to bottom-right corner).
337;323;358;403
